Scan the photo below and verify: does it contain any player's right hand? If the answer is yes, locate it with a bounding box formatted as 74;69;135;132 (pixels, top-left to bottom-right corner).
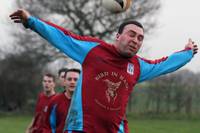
9;9;30;26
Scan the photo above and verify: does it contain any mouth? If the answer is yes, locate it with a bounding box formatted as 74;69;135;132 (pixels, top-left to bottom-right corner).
128;45;137;52
69;85;75;88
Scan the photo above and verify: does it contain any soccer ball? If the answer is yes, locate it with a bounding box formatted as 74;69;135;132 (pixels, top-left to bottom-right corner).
102;0;132;13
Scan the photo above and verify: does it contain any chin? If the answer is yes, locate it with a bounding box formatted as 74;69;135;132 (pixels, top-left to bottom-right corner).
121;52;134;58
69;88;75;92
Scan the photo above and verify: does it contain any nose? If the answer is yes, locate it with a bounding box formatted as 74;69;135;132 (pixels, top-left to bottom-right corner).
71;80;76;84
132;36;139;43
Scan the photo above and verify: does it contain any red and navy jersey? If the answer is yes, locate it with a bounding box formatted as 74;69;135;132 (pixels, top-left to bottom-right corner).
27;16;194;133
43;93;71;133
31;92;56;133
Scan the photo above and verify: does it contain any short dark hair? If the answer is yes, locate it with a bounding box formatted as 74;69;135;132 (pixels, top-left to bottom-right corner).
44;73;56;82
118;20;144;34
66;68;81;74
58;68;68;76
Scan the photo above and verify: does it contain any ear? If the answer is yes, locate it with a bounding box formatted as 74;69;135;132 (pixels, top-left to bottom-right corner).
116;33;120;41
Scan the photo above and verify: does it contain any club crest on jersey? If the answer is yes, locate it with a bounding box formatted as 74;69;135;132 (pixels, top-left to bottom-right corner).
104;79;121;103
127;63;134;75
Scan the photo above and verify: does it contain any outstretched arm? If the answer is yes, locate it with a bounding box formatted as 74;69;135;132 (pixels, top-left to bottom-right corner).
138;39;198;82
9;9;100;64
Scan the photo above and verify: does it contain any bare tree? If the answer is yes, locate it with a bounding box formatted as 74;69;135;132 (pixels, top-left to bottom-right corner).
0;52;42;111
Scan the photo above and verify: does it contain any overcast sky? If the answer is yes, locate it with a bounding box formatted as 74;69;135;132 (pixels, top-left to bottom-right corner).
145;0;200;72
0;0;199;72
0;0;15;51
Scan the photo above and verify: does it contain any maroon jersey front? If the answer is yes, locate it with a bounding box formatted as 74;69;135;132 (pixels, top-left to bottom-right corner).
31;92;55;133
80;44;140;133
43;93;71;133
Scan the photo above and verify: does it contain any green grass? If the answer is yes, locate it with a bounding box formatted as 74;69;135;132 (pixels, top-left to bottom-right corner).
0;115;31;133
0;115;200;133
128;118;200;133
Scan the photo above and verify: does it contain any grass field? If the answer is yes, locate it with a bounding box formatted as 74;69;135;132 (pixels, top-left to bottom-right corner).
128;119;200;133
0;115;30;133
0;115;200;133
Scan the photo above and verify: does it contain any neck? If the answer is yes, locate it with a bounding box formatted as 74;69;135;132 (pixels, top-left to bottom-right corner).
113;43;135;58
45;91;55;97
64;89;73;99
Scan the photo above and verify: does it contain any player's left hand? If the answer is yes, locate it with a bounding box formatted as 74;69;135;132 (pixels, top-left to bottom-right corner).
185;38;198;55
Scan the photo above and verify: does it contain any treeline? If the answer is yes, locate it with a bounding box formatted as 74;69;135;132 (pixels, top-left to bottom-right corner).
0;52;43;112
128;70;200;118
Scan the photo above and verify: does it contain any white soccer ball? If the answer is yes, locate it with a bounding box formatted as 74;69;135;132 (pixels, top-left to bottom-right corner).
102;0;133;13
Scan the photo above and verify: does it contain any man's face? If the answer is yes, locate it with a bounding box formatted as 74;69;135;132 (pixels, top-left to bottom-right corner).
115;24;144;57
42;76;55;93
59;71;67;87
65;71;79;92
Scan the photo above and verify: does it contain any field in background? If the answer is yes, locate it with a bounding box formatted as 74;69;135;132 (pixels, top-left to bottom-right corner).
128;119;200;133
0;115;30;133
0;115;200;133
